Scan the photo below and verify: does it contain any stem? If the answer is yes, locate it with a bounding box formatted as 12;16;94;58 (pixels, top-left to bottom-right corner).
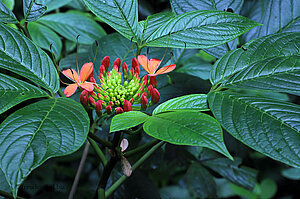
68;141;90;199
125;139;160;158
57;89;64;97
88;137;108;166
88;132;113;148
0;190;25;199
105;141;164;198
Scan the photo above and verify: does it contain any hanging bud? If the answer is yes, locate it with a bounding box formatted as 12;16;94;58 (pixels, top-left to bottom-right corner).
129;98;134;104
147;84;153;98
90;77;96;83
121;156;132;177
140;92;148;109
102;56;110;70
151;88;160;104
122;62;128;77
149;76;157;88
99;65;106;75
120;138;129;152
132;57;139;69
123;99;132;112
89;96;96;106
106;105;112;114
114;58;121;70
80;90;89;106
95;100;103;116
115;107;124;114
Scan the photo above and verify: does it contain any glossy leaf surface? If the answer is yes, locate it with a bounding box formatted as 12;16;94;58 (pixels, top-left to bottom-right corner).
0;98;89;197
0;0;17;23
0;73;48;114
153;94;209;115
23;0;47;22
143;111;232;159
0;23;59;92
208;91;300;168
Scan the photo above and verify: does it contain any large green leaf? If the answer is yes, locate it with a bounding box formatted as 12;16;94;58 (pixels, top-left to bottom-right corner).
23;0;47;22
171;0;244;15
240;0;300;44
1;0;14;10
153;94;209;115
0;0;17;23
38;12;106;45
144;10;260;49
170;0;243;57
83;0;139;41
203;157;256;190
143;111;232;159
210;32;300;95
0;73;48;114
110;111;149;133
0;170;10;199
36;0;72;12
208;91;300;168
0;97;89;197
28;22;62;59
0;23;59;92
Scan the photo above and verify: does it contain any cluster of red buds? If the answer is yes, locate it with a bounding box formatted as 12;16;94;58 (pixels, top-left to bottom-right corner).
79;56;160;115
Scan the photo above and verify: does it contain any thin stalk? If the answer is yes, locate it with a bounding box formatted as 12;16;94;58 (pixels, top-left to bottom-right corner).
0;190;25;199
125;139;160;158
68;141;90;199
105;141;164;198
57;89;65;97
88;132;113;148
88;137;108;166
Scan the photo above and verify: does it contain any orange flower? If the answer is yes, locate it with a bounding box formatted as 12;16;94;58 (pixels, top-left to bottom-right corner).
62;62;94;97
137;55;176;76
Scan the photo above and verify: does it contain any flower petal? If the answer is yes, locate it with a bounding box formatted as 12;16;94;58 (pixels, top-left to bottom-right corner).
80;82;94;92
62;69;79;82
138;55;151;74
64;84;78;97
149;58;161;74
151;64;176;76
80;62;94;82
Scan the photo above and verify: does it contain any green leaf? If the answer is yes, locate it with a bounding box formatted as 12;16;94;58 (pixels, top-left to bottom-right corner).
176;56;211;80
36;0;72;12
0;73;48;114
0;170;10;199
208;91;300;168
83;0;139;41
160;186;191;199
153;94;209;115
210;32;300;95
0;97;89;197
110;111;149;133
171;0;244;15
203;157;257;190
259;178;277;199
0;0;17;23
23;0;47;22
241;0;300;44
1;0;15;10
0;23;59;92
28;22;62;59
38;12;106;45
143;111;232;159
184;163;217;198
144;10;260;49
281;168;300;180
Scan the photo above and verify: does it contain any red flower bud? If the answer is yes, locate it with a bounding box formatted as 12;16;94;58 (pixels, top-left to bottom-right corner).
109;101;113;106
95;100;103;116
99;65;106;75
90;77;96;83
129;98;134;104
106;105;112;114
115;107;124;114
89;96;96;106
113;64;118;72
80;90;89;106
129;68;134;79
134;65;140;76
139;86;144;93
151;88;160;104
107;71;111;78
102;56;110;70
114;58;121;69
142;75;148;86
149;76;157;88
123;99;132;112
140;93;148;109
132;57;139;69
122;62;128;74
147;84;153;98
